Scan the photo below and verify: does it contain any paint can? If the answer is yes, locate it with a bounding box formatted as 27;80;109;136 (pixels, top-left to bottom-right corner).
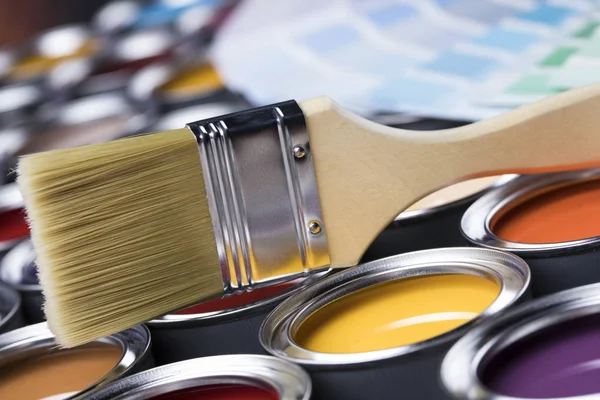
0;240;43;324
86;354;310;400
8;24;96;83
261;248;530;400
0;184;28;257
17;91;137;156
129;60;249;129
0;322;152;400
147;270;330;365
361;175;516;262
442;282;600;399
0;281;24;334
0;80;43;128
462;169;600;296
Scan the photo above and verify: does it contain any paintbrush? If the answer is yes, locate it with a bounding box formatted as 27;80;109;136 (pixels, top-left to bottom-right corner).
18;83;600;347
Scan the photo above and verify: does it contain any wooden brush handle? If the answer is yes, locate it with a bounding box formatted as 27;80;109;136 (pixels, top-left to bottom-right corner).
300;83;600;267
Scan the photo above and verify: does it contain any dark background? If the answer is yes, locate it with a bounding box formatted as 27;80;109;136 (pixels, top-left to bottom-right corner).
0;0;108;46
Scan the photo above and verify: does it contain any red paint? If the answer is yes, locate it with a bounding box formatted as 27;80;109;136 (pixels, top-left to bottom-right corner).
0;208;29;242
147;385;278;400
94;52;173;75
175;282;296;314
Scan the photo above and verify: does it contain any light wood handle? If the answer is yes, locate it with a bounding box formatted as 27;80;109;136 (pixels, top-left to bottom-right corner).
300;83;600;267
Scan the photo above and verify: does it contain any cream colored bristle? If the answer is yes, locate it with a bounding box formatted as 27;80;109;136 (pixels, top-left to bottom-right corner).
18;128;223;347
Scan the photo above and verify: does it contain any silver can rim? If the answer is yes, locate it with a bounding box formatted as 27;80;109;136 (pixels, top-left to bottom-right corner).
441;282;600;400
147;269;331;327
85;354;311;400
395;175;517;222
461;168;600;255
0;239;40;292
0;322;151;400
260;247;530;366
0;281;22;330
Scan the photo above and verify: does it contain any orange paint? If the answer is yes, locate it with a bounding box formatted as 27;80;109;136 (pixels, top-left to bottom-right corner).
492;180;600;243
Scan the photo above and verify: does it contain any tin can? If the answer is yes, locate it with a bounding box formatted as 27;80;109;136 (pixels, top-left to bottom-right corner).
361;176;516;262
0;240;44;324
0;184;28;256
17;91;137;156
0;281;24;333
261;248;530;400
462;169;600;297
147;270;330;365
442;282;600;399
8;24;96;83
0;323;152;400
86;354;310;400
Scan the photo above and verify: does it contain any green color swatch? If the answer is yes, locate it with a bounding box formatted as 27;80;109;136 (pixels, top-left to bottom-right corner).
506;74;563;95
538;47;578;67
573;21;600;38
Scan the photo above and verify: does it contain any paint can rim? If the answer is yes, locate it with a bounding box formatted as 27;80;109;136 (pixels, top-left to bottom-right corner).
461;168;600;255
85;354;311;400
0;322;151;400
260;247;530;367
441;282;600;400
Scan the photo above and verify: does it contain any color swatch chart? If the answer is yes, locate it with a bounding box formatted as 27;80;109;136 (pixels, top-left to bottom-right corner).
213;0;600;120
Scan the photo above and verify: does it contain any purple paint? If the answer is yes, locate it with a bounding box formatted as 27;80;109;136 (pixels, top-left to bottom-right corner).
481;314;600;398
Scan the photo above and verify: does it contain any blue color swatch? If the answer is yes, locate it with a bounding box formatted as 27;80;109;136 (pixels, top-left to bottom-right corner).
424;52;499;79
303;25;360;53
365;4;417;26
473;27;540;52
371;77;456;108
518;4;574;26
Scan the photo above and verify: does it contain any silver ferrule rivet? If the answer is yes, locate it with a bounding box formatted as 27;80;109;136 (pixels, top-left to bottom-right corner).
293;145;306;159
308;220;322;235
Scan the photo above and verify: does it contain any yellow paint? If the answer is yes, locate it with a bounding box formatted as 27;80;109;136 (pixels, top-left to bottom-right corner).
160;64;223;97
10;40;97;81
295;274;499;353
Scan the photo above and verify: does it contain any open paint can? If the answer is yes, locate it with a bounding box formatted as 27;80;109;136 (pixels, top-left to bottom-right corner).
362;176;515;262
0;281;24;334
0;240;43;324
462;169;600;296
0;322;152;400
260;248;530;400
147;270;330;365
8;24;97;83
0;184;28;256
442;282;600;399
17;91;136;156
86;354;310;400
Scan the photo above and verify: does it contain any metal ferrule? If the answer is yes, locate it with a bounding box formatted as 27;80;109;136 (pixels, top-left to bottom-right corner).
187;100;330;294
441;282;600;400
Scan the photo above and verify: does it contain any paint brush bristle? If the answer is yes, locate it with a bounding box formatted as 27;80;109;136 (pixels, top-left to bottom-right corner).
18;129;223;347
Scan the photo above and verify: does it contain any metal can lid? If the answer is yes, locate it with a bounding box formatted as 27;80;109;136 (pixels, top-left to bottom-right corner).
93;1;141;34
0;82;42;114
34;25;91;59
441;282;600;399
114;28;175;62
461;168;600;255
86;354;311;400
260;247;529;366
